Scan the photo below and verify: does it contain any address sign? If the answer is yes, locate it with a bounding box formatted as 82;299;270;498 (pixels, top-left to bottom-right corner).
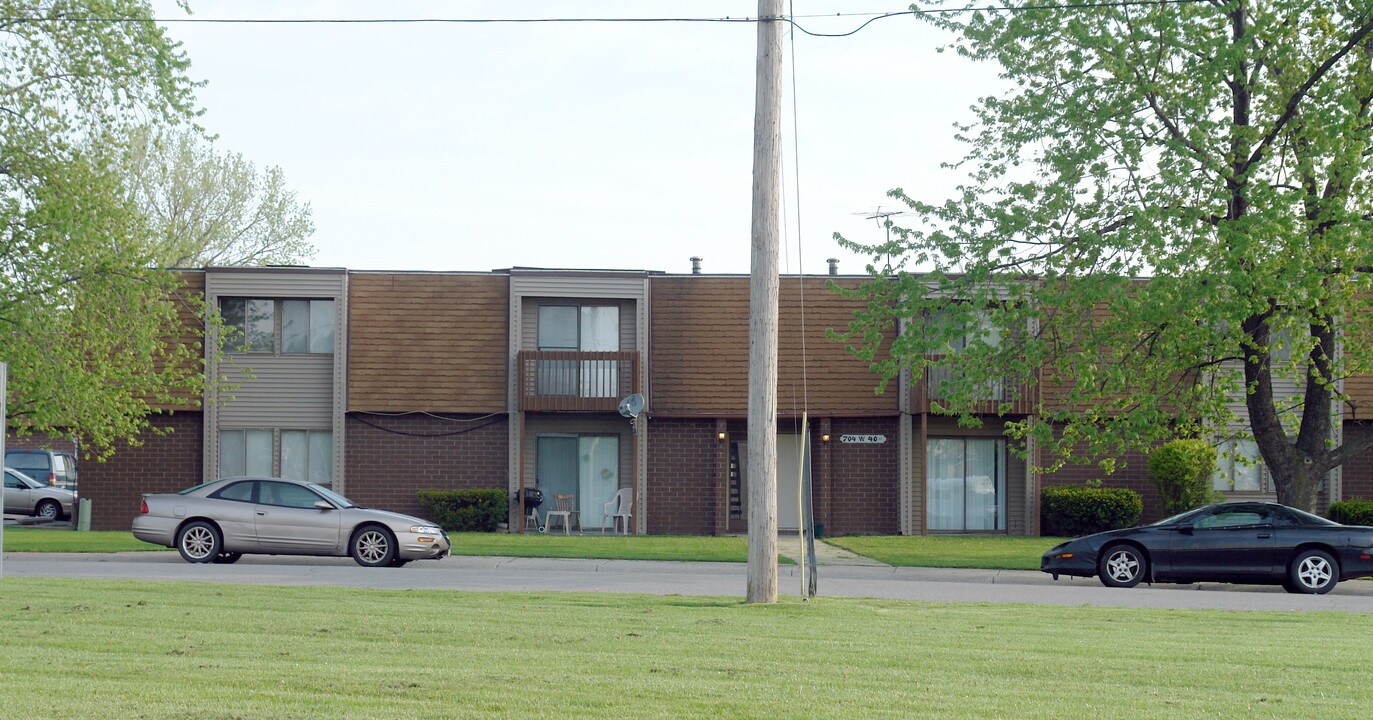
839;434;887;444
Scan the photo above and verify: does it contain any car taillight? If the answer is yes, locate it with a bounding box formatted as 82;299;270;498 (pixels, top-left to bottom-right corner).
48;473;56;485
140;499;149;514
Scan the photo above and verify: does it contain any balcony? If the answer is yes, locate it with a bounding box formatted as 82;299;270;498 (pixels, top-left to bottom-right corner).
911;357;1036;416
518;350;641;412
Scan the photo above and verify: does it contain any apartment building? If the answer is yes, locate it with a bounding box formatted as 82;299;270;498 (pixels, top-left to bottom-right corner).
55;265;1373;533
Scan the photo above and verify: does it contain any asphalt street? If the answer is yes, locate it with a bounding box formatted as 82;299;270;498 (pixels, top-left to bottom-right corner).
5;550;1373;613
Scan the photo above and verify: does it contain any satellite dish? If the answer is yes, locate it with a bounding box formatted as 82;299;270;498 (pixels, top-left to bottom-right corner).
618;393;645;419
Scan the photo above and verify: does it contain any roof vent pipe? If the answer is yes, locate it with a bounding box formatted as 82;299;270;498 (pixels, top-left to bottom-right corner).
690;256;703;274
827;258;839;275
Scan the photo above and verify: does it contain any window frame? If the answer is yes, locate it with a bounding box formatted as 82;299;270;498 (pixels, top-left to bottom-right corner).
1213;437;1263;493
925;436;1008;533
219;297;336;356
217;428;334;485
536;303;621;352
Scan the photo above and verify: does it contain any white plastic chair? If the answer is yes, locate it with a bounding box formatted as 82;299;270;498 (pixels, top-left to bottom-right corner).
601;487;633;535
542;493;578;534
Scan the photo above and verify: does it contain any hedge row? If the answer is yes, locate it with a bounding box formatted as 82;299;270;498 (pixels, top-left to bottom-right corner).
1041;483;1142;537
416;489;507;532
1328;499;1373;527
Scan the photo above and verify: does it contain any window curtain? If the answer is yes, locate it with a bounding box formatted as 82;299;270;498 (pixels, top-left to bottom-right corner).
536;436;580;523
927;437;1006;531
963;439;1003;530
579;436;619;528
579;306;619;398
926;439;965;531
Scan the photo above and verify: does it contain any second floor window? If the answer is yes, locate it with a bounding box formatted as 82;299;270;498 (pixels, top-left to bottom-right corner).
537;304;619;352
221;298;336;354
929;308;1001;353
536;304;621;398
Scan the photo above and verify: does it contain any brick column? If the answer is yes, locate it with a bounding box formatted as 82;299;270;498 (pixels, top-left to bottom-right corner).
714;418;729;535
817;417;832;534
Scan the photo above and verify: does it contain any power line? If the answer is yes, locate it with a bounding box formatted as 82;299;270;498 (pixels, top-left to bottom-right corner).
0;1;1226;37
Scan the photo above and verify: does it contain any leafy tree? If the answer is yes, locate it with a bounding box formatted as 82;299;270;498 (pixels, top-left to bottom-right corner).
1;0;213;456
1147;439;1220;516
121;126;316;268
836;2;1373;511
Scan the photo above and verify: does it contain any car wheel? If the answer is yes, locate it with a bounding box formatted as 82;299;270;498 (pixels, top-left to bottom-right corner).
1098;544;1147;588
212;552;243;564
176;521;221;564
350;526;396;568
1288;549;1338;594
34;500;61;521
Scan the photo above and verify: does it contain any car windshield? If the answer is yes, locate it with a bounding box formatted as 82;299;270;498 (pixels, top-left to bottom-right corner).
309;483;355;509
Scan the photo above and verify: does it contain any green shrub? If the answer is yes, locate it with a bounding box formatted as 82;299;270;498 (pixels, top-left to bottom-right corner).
1147;439;1220;516
1041;483;1143;537
417;489;507;532
1328;499;1373;526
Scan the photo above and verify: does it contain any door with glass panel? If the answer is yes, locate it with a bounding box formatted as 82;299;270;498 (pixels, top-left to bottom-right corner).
535;435;620;531
537;305;620;398
926;438;1006;532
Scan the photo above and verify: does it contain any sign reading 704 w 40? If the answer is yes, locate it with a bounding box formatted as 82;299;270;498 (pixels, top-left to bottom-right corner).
839;434;886;444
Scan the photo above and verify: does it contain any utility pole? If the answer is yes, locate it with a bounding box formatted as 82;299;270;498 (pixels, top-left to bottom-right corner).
747;0;783;604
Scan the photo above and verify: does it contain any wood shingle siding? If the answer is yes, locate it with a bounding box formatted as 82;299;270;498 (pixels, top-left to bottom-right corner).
650;277;897;417
150;271;208;411
348;272;508;412
1344;373;1373;420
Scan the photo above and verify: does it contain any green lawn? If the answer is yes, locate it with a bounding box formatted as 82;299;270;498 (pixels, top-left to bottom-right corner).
1;527;785;563
0;528;162;553
450;532;763;563
0;578;1366;719
826;534;1069;570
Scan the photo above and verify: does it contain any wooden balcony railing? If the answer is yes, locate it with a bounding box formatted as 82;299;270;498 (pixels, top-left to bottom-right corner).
518;350;641;412
911;357;1037;416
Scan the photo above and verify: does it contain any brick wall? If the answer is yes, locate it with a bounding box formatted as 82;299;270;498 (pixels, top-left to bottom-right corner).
824;417;900;535
6;413;204;531
1040;432;1164;524
1343;424;1373;501
343;413;509;520
646;418;719;535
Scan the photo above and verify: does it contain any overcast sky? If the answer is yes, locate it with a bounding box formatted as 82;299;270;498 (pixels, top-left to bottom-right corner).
150;1;1002;276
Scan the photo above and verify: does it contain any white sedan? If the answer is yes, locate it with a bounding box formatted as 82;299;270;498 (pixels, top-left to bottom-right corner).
4;468;75;521
132;477;450;567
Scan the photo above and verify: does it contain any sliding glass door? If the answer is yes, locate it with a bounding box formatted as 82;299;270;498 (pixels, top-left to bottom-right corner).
535;434;620;530
927;438;1006;532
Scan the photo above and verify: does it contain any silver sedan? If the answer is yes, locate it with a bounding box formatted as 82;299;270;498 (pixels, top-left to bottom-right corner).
132;477;450;567
4;468;75;520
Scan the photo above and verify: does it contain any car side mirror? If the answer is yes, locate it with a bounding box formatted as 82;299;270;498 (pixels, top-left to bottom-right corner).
314;501;333;511
1175;524;1193;535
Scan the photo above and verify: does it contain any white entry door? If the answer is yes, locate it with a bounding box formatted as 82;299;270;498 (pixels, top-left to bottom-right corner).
737;434;810;531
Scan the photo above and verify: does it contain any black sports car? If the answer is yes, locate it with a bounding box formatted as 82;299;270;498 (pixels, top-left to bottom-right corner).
1041;501;1373;594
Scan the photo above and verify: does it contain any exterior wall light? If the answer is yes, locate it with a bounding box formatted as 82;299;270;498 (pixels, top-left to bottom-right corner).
821;433;831;443
717;431;728;441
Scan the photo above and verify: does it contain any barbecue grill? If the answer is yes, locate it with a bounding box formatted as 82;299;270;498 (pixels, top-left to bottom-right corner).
518;487;545;531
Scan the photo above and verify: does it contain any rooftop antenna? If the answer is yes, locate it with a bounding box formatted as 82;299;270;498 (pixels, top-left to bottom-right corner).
852;207;905;274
